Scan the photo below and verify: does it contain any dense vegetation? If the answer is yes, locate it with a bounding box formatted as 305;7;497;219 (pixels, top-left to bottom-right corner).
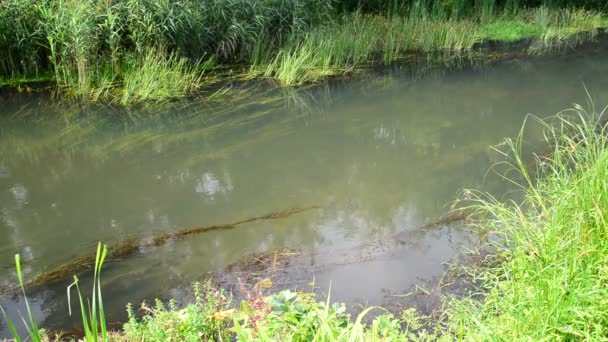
444;105;608;339
1;0;607;104
3;104;608;340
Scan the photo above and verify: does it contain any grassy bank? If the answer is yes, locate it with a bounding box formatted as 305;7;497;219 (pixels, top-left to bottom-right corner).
3;104;608;340
1;0;607;104
261;8;608;85
442;105;608;339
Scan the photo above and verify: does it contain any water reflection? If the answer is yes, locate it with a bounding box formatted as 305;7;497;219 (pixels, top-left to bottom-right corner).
2;38;608;336
194;171;233;199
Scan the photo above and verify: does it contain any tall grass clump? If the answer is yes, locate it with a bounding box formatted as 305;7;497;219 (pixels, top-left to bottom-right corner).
68;243;109;341
120;50;205;105
445;104;608;339
264;13;479;85
263;2;607;86
0;255;43;341
334;0;608;16
0;0;46;78
534;7;608;44
0;243;110;342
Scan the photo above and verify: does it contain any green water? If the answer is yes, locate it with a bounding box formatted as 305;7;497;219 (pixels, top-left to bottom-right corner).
2;40;608;335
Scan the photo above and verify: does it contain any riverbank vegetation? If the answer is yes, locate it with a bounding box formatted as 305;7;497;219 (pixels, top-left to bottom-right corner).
1;0;607;104
3;104;608;340
442;104;608;339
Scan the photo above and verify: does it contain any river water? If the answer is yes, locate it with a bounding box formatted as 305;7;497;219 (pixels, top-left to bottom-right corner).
2;38;608;336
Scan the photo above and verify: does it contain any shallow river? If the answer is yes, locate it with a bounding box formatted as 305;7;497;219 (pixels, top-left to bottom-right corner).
2;38;608;336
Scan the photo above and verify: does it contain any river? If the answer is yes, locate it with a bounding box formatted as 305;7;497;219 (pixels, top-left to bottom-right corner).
2;37;608;336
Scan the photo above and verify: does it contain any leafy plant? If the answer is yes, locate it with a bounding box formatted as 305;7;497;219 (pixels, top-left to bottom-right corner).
0;243;109;342
67;242;109;341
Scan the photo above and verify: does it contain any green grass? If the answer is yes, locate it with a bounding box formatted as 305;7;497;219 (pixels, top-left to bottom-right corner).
478;21;543;41
260;14;481;85
262;7;607;85
0;0;332;104
1;243;110;342
119;50;208;105
444;104;608;339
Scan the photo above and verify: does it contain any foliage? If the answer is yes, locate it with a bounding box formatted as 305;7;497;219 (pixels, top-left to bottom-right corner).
0;0;333;104
121;282;232;341
263;7;607;85
122;285;438;341
445;104;608;339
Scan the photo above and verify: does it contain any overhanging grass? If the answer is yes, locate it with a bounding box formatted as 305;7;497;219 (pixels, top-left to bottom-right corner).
262;8;607;85
445;104;608;339
119;51;208;105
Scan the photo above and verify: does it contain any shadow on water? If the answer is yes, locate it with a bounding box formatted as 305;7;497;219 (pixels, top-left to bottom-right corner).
2;36;608;336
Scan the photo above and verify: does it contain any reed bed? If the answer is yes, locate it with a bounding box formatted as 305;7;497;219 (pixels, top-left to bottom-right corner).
1;0;607;103
0;0;332;104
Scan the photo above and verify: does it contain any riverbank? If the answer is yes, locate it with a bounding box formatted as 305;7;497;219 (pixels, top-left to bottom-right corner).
3;104;607;340
1;0;607;105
